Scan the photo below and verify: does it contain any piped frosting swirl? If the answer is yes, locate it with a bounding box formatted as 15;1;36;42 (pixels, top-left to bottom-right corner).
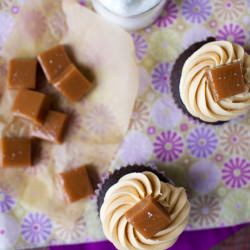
100;172;190;250
179;41;250;122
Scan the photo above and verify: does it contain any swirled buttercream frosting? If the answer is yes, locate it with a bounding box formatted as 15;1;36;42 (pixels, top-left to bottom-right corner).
100;171;190;250
179;40;250;122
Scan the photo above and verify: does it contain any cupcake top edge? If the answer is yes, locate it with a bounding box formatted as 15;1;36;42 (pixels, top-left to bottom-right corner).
179;40;250;123
100;171;190;250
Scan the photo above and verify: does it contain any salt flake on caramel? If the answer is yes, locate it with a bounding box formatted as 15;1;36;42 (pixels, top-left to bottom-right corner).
125;195;171;239
38;45;71;83
8;58;37;89
32;111;68;143
206;61;246;102
55;64;93;102
1;137;31;168
12;89;50;124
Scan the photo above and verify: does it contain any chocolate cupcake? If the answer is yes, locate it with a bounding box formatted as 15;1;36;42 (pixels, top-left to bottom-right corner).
97;165;190;250
171;38;250;123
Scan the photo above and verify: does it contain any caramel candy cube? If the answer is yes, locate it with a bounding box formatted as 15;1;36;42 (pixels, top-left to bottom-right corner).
1;137;31;167
38;45;71;83
55;64;92;102
32;111;68;143
7;58;37;89
58;166;93;203
12;89;50;124
125;196;171;239
206;61;246;102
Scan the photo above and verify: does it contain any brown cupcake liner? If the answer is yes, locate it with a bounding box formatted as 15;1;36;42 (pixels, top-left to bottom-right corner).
170;37;226;126
96;164;173;213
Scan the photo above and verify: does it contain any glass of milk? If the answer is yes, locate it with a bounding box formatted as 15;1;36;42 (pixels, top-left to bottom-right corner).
92;0;167;31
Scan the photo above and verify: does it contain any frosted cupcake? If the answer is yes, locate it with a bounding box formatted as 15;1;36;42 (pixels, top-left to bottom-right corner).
97;165;190;250
172;38;250;123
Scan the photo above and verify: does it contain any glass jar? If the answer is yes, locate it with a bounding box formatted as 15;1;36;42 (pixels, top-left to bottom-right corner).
92;0;166;31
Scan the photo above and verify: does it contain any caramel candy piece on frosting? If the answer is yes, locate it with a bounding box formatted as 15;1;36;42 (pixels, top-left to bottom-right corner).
32;111;68;143
55;64;93;102
206;61;246;102
1;137;31;167
12;89;50;124
38;45;71;83
125;195;171;239
7;58;37;89
58;166;93;203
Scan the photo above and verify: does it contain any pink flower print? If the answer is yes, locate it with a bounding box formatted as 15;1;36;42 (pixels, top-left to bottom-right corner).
209;19;217;28
214;154;224;162
152;63;171;93
182;0;212;24
130;100;149;130
191;195;220;227
154;131;184;162
216;24;246;45
222;158;250;189
147;126;156;135
83;104;115;136
21;213;52;244
54;216;85;242
155;0;178;28
21;9;46;40
214;0;245;20
180;123;189;132
220;124;250;155
131;33;147;61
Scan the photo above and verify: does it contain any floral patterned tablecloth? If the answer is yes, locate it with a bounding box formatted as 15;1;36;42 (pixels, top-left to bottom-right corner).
1;0;250;249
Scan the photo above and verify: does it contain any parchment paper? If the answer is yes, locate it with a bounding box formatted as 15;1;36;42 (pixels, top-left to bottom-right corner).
0;0;138;248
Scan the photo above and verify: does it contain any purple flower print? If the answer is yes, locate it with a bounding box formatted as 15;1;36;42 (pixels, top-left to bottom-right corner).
222;158;250;189
155;0;178;28
214;0;245;21
154;131;184;162
183;25;212;49
216;24;246;45
11;6;20;14
79;0;86;6
21;213;52;244
147;126;156;135
131;33;147;61
187;127;218;158
180;123;189;132
151;97;182;129
220;124;250;155
182;0;212;24
152;63;171;93
120;131;153;164
191;195;220;227
188;160;221;194
0;190;15;213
